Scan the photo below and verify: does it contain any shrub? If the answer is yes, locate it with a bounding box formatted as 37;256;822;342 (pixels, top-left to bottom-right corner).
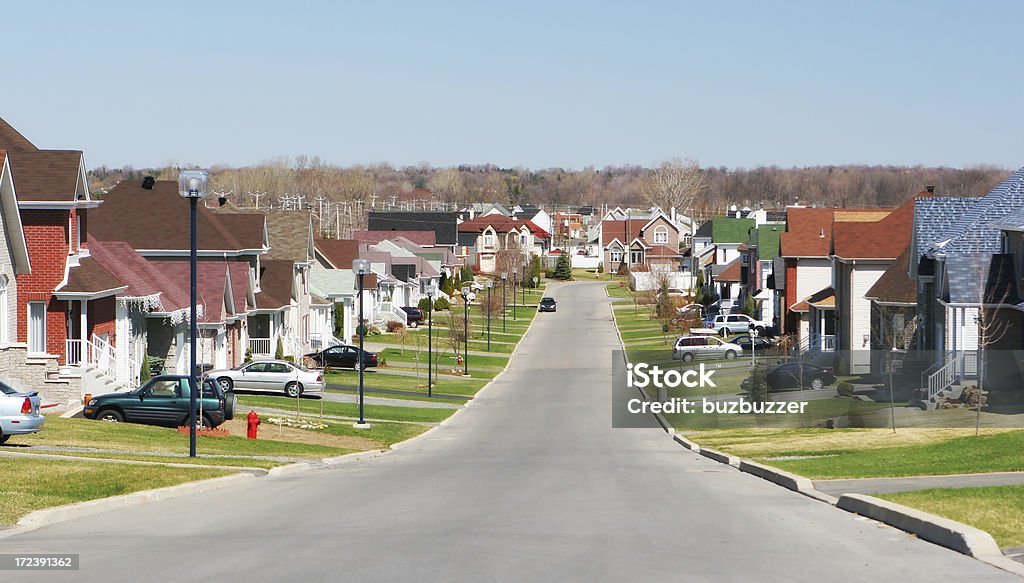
597;262;604;274
386;320;405;333
552;253;572;280
417;297;432;312
140;354;151;382
367;323;382;336
460;264;474;283
356;323;367;338
275;337;285;360
244;348;252;363
837;357;850;376
333;302;344;337
836;380;855;398
434;297;450;311
744;364;769;403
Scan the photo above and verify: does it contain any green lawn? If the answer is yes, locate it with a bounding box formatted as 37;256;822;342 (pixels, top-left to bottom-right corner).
237;394;455;423
879;486;1024;547
18;417;353;460
327;369;488;396
0;457;232;526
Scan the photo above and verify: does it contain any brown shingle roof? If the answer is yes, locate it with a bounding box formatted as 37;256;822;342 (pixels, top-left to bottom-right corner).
646;245;683;258
314;238;360;269
865;245;916;305
832;196;921;260
58;257;124;296
91;180;267;252
601;218;649;246
717;258;743;282
6;149;83;202
211;207;310;261
255;259;293;310
0;117;38;152
780;208;892;258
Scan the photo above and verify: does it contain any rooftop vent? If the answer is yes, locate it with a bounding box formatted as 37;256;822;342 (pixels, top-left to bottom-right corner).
141;176;155;190
818;228;826;239
926;185;935;193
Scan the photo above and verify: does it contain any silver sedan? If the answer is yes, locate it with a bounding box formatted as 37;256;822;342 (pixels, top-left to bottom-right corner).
207;360;325;398
0;380;44;443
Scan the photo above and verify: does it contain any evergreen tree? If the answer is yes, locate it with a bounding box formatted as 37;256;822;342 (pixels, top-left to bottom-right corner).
552;253;572;280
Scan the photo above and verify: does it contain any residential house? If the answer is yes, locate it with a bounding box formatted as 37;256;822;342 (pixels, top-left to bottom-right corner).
88;179;269;377
513;205;552;237
0;117;102;408
911;169;1024;405
457;215;550;274
740;225;782;325
313;237;378;344
601;212;683;274
367;211;460;254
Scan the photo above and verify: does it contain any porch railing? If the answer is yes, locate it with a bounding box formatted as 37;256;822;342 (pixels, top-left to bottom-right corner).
820;335;836;352
65;336;139;390
249;337;273;357
927;351;979;400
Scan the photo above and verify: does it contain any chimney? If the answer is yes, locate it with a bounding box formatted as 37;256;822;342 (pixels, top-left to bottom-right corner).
141;176;156;190
926;185;935;193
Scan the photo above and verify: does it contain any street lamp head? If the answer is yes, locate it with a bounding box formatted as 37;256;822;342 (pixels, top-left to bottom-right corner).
501;272;507;281
512;268;517;276
352;258;371;275
426;282;436;297
178;170;209;199
486;280;493;289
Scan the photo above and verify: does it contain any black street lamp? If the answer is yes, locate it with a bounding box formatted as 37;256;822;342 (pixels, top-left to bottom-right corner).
486;280;493;352
353;258;371;428
512;268;518;321
501;272;507;333
461;285;476;376
522;261;527;306
426;282;435;398
178;170;207;458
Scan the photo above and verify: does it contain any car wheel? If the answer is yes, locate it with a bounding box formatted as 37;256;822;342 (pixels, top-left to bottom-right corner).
725;350;736;360
201;414;214;429
218;377;233;392
99;409;123;423
224;393;237;420
0;433;9;444
682;352;694;363
353;361;363;372
719;328;728;337
810;377;824;390
285;382;303;398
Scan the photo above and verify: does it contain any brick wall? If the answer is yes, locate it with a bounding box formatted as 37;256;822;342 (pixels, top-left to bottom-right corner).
17;210;70;356
783;259;798;334
0;346;78;410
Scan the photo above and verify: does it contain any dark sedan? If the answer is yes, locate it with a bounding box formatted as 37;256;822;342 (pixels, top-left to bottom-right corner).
305;344;379;371
538;297;557;312
731;334;773;352
402;306;424;327
765;362;836;391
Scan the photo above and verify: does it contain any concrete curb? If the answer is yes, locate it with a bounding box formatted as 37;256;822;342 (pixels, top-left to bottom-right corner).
700;446;740;467
0;473;255;540
60;405;84;418
738;459;816;494
672;434;700;452
267;462;312;477
321;449;388;466
837;494;1024;577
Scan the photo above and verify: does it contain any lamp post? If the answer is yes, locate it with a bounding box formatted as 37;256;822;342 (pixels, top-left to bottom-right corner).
512;268;518;321
521;260;527;306
461;285;475;376
749;323;758;368
178;170;207;458
485;280;493;352
353;258;371;428
501;272;507;333
426;282;435;398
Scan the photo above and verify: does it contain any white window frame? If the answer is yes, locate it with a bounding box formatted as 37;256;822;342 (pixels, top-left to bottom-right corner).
610;248;623;263
29;301;46;354
482;230;496;249
0;276;7;345
654;225;668;244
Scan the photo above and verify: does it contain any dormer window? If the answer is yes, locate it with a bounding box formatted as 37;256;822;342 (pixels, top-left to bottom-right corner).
654;225;668;244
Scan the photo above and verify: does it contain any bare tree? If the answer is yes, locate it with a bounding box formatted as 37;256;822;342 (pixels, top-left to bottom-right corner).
641;158;708;216
429;168;466;203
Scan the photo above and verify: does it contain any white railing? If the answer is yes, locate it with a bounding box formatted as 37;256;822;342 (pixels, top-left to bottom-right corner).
820;335;836;352
928;354;963;399
66;334;140;390
377;301;408;325
310;333;343;352
249;337;273;357
66;339;85;366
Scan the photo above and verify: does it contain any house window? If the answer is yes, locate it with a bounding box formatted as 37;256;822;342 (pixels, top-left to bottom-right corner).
610;248;623;263
483;233;495;248
520;234;527;246
654;226;668;244
630;250;644;264
0;276;7;344
29;301;46;354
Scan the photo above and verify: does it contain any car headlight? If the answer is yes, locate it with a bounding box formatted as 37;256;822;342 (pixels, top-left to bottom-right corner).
88;399;98;406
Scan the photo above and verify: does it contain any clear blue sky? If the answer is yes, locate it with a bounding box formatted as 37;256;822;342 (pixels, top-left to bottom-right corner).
4;1;1023;170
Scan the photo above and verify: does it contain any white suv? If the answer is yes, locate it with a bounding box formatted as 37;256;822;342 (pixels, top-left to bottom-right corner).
709;314;769;336
672;336;742;362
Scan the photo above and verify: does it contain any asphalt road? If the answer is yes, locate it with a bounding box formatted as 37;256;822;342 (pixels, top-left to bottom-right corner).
4;282;1016;582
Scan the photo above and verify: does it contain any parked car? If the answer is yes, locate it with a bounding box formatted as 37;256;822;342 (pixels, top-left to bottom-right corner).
0;381;44;443
402;306;424;327
672;336;742;362
305;344;379;371
708;314;771;336
760;362;837;391
730;334;773;353
83;375;235;428
208;360;324;398
539;297;557;312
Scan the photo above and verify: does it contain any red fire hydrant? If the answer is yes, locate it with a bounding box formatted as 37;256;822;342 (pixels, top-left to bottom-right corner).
247;410;260;439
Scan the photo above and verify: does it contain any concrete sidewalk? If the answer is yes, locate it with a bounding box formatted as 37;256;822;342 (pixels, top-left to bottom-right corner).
816;471;1024;496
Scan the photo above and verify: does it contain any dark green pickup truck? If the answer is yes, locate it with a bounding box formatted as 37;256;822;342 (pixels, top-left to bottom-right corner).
83;375;236;428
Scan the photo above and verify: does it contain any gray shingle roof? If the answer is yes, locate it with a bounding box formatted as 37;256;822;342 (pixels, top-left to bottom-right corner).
914;197;977;263
988;206;1024;232
944;253;1021;305
928;167;1024;256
